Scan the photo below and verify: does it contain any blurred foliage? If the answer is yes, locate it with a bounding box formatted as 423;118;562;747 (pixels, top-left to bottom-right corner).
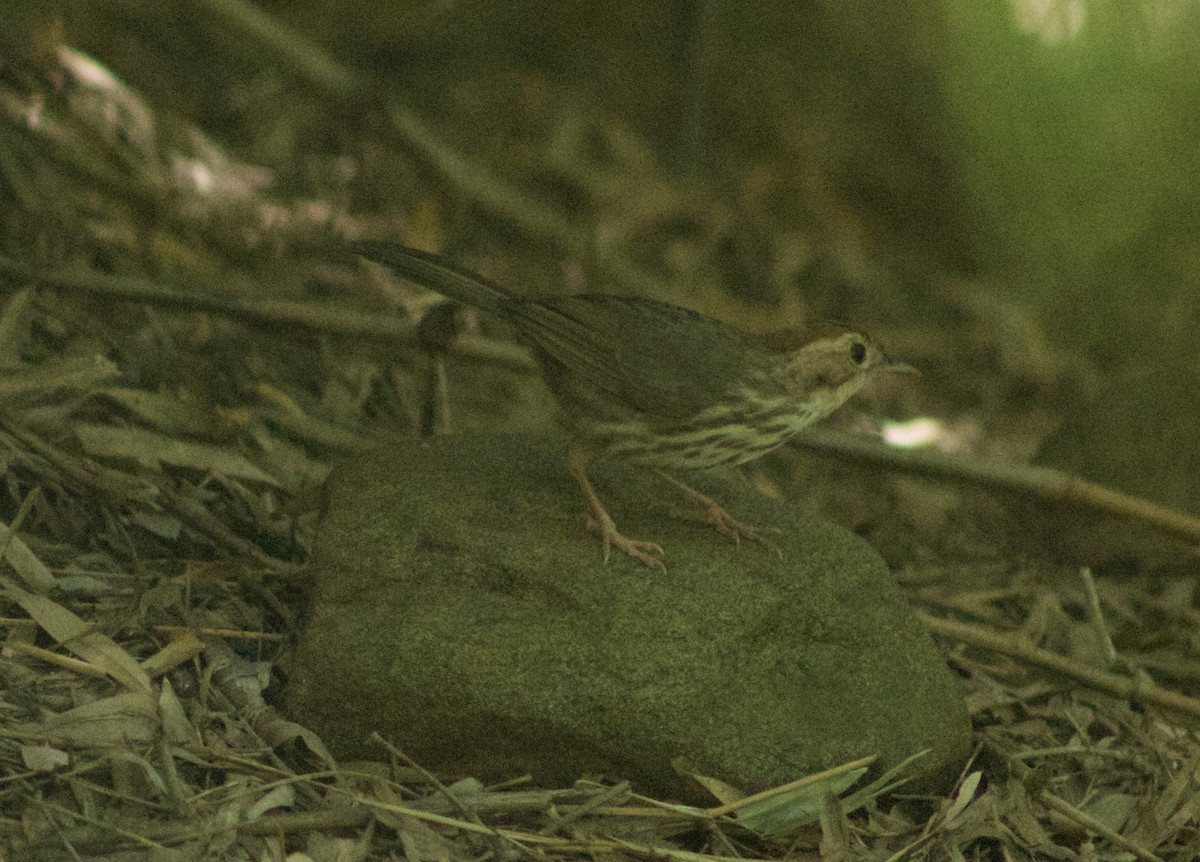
941;0;1200;363
4;3;1200;861
6;0;1199;382
253;0;1198;366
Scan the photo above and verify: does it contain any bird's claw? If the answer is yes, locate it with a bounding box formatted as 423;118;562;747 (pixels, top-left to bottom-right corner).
674;502;783;556
585;515;665;570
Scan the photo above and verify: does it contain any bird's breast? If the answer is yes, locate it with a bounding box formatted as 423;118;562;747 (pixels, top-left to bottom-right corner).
582;393;830;470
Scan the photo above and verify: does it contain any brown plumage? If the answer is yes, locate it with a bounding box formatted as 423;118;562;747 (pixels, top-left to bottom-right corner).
354;241;912;568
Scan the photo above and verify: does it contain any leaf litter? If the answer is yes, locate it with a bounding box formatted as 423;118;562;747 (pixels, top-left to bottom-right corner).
0;11;1198;862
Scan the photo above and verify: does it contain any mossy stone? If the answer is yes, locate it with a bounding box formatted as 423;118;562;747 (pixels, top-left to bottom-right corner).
287;433;969;799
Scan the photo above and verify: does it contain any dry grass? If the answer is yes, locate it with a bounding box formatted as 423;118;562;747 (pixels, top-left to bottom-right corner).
1;6;1199;860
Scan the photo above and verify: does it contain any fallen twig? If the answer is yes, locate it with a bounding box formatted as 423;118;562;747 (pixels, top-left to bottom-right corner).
918;611;1200;721
801;429;1200;547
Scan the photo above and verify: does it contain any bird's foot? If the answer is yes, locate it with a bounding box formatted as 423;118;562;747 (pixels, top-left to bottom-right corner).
693;500;782;546
584;512;665;570
656;470;782;556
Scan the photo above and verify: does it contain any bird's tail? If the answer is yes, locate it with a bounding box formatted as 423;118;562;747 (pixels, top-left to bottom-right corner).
352;241;515;313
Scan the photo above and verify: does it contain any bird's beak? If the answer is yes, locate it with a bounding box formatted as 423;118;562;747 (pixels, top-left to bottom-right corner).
882;356;920;376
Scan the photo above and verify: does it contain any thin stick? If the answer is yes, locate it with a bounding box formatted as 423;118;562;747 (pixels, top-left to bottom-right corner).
918;612;1200;720
1079;567;1118;665
0;255;411;342
800;429;1200;547
1038;791;1164;862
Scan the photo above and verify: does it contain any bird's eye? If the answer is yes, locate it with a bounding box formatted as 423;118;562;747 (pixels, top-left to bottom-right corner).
850;341;867;365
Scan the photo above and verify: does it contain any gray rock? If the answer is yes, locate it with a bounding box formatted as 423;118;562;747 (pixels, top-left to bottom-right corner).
287;433;969;800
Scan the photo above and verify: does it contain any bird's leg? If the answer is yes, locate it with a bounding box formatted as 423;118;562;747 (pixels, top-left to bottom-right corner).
567;447;665;569
655;470;782;549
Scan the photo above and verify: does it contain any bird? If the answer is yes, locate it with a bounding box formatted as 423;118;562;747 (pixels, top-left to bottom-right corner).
353;241;914;569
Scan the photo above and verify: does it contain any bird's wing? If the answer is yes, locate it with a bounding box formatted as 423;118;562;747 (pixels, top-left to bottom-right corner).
509;295;761;422
352;242;767;422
